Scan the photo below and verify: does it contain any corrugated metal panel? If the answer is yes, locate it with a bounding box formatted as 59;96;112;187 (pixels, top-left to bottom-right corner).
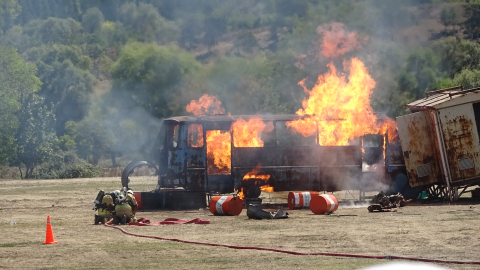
405;93;455;109
405;90;480;111
422;95;453;107
397;111;442;187
438;105;480;183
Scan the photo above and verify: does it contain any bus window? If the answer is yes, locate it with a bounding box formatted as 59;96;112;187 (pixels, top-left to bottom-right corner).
206;130;231;175
173;125;179;147
166;124;179;149
276;121;316;146
233;120;275;147
261;121;275;146
188;124;204;147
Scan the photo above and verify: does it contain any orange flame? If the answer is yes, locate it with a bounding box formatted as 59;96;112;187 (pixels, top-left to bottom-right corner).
379;117;398;160
288;58;381;145
237;164;273;199
206;130;231;174
232;118;273;147
260;185;274;192
186;94;225;116
202;116;276;176
317;22;361;58
238;188;245;200
381;117;398;143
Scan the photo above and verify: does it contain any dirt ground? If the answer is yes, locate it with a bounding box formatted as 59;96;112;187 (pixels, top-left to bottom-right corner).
1;177;480;270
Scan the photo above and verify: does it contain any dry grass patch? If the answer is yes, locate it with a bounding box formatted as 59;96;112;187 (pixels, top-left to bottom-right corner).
0;177;479;269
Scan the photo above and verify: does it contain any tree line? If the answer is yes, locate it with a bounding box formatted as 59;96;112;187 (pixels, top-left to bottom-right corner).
1;0;480;178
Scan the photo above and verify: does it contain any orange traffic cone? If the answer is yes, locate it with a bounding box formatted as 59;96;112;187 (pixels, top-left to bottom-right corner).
42;216;58;245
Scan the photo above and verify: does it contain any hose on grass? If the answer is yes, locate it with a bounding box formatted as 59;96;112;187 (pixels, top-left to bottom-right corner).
104;219;480;265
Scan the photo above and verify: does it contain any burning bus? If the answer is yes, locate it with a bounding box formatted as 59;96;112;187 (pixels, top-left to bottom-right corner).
119;28;406;208
120;55;401;209
121;112;398;209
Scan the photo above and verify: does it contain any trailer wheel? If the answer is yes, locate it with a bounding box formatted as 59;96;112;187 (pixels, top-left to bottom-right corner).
426;185;457;201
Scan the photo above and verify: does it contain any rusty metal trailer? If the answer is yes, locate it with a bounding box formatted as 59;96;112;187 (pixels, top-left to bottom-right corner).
397;86;480;201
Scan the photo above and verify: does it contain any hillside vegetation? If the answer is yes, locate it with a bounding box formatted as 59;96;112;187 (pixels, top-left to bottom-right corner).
1;0;480;178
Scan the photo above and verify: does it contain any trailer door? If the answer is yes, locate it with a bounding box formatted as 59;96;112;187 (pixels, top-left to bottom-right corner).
397;111;442;187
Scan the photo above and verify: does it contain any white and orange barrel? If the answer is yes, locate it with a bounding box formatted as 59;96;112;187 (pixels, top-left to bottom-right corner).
209;196;243;216
133;193;142;210
287;191;319;210
310;194;339;215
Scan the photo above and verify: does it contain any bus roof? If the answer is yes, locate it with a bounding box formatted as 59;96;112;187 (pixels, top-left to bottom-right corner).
164;113;391;123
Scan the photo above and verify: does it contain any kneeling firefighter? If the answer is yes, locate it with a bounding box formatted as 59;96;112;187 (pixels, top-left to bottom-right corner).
114;189;138;225
93;190;120;225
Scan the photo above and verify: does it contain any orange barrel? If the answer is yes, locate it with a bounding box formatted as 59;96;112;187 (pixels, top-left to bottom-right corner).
209;196;243;216
133;193;142;210
310;194;339;215
287;191;319;210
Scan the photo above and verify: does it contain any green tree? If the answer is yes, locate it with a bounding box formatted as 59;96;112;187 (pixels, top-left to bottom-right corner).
10;92;58;178
41;60;96;135
98;20;128;49
0;0;21;32
451;69;480;90
74;116;114;165
397;48;442;99
23;17;82;45
273;0;311;17
430;37;480;78
0;46;41;165
111;42;201;118
81;7;105;34
24;44;91;69
23;45;96;135
118;2;179;43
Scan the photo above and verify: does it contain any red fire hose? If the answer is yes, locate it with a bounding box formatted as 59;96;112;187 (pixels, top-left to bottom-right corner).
104;219;480;265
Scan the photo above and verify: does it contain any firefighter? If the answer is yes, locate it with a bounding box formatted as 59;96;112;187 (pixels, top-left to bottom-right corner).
94;190;120;225
114;189;138;225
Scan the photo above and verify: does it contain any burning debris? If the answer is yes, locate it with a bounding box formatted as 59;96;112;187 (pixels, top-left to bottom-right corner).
237;164;273;200
246;204;288;220
368;192;411;212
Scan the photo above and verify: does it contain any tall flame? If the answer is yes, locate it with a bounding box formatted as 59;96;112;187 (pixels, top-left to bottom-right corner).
206;130;231;174
288;58;380;145
186;94;225;116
